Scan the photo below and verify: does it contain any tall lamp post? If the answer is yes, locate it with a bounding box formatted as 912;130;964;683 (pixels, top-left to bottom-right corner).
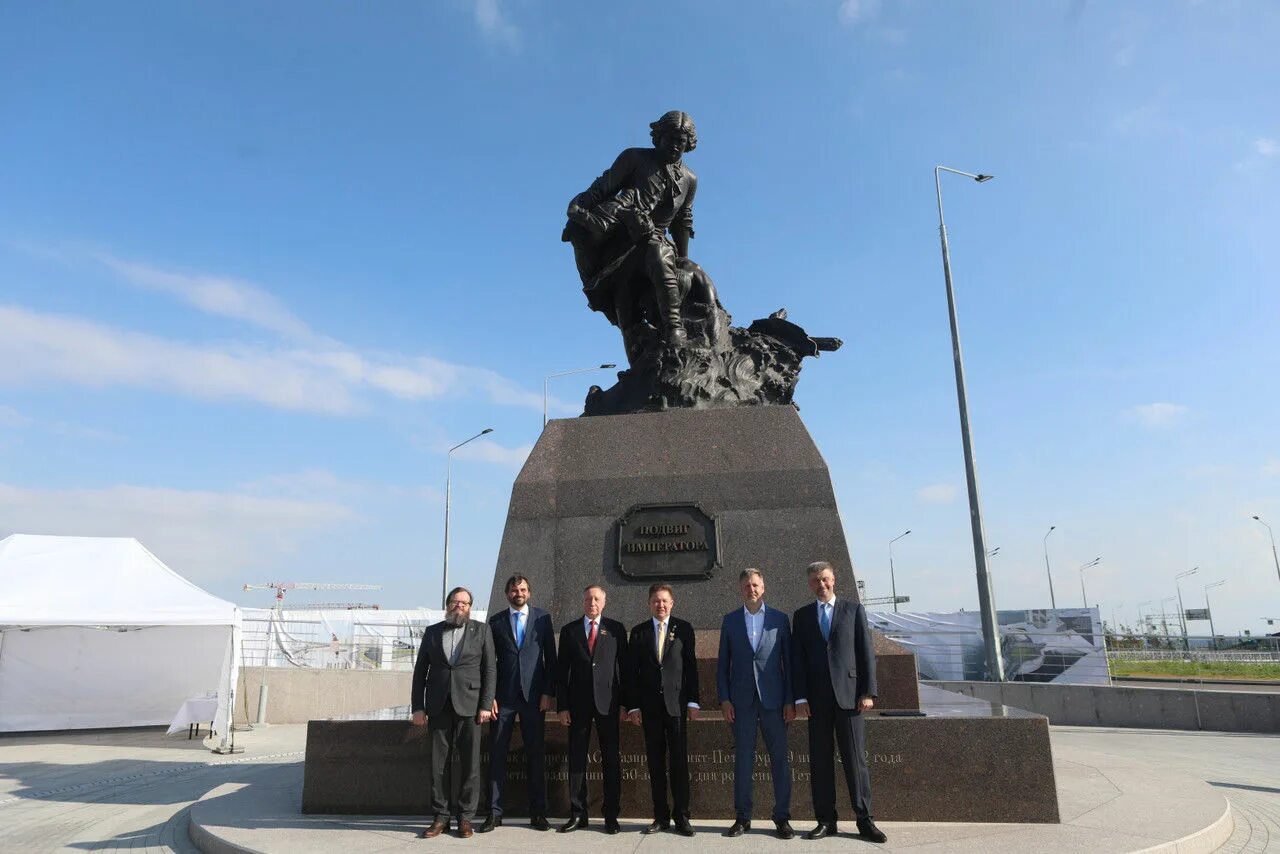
1253;516;1280;584
1204;580;1226;651
1043;526;1058;611
1174;567;1199;651
442;427;493;607
1137;600;1154;635
889;530;911;613
544;364;616;427
934;164;1002;681
1079;557;1101;608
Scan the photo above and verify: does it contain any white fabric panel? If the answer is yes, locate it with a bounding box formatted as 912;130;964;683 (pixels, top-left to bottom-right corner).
0;625;230;732
0;535;235;626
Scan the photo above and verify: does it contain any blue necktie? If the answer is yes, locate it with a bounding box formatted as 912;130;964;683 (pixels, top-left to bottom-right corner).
820;603;831;641
515;612;526;648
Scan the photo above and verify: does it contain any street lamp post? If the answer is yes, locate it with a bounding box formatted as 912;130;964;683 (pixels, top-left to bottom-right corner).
1079;557;1101;608
1174;567;1199;651
1043;525;1058;612
1204;580;1226;651
1253;516;1280;585
934;165;1003;682
442;427;494;607
1137;600;1154;635
889;530;911;613
1160;597;1178;642
544;364;616;427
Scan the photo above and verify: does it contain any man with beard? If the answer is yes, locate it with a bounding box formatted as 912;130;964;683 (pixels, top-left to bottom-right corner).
627;583;700;837
792;562;886;844
411;586;496;839
556;585;627;835
480;574;557;833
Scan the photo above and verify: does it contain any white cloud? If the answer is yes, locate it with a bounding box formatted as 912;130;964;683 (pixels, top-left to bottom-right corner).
0;481;351;585
1124;402;1188;429
1255;138;1279;158
1262;458;1280;477
96;254;317;341
451;439;533;468
473;0;520;49
239;468;442;502
0;304;544;414
838;0;881;26
0;304;363;414
916;483;957;504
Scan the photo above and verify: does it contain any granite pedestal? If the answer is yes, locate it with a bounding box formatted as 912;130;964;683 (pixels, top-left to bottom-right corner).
487;406;871;626
301;687;1058;823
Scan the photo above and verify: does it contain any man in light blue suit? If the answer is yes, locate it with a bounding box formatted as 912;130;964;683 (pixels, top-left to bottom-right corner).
716;568;796;840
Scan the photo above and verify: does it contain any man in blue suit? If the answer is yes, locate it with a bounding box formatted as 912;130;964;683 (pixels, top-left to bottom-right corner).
717;569;797;839
480;574;558;833
792;561;886;843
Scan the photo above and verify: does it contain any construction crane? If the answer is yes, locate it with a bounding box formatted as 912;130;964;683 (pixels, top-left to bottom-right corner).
243;582;381;607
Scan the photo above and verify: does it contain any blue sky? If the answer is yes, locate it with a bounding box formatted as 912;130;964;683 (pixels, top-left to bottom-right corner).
2;1;1277;635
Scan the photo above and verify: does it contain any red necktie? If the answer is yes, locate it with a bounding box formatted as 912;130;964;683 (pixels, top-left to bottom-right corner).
587;620;598;654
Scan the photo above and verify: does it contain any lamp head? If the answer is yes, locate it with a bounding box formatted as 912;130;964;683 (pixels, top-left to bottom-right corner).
975;174;994;183
481;428;494;435
600;363;617;369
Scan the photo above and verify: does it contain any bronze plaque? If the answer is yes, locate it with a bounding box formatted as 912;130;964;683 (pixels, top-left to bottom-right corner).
615;503;720;580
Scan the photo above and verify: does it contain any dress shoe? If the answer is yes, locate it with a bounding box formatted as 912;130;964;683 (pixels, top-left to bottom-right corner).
774;819;795;840
642;819;670;834
557;815;588;833
604;818;621;834
723;819;749;837
477;815;500;833
529;815;550;831
418;820;448;839
456;819;473;839
805;822;837;840
856;817;887;843
674;818;695;837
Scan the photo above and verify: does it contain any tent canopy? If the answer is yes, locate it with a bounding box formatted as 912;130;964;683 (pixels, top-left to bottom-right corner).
0;534;240;734
0;534;237;627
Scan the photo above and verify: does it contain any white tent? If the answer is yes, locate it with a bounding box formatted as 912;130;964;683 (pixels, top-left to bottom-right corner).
0;534;241;735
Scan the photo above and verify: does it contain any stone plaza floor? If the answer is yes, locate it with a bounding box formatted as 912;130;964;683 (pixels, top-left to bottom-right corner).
0;722;1276;853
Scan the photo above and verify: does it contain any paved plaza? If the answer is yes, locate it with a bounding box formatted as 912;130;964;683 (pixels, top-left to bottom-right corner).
1;722;1276;853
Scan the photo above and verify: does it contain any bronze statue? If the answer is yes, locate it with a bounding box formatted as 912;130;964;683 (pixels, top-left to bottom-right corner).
564;112;840;416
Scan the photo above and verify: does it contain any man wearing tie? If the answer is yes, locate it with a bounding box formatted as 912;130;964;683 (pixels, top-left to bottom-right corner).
791;561;887;844
627;582;700;837
716;569;796;839
556;584;627;835
481;574;557;833
410;586;496;839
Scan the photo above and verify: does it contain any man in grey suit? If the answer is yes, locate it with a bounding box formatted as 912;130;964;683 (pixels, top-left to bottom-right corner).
411;586;496;840
716;569;796;840
792;561;886;843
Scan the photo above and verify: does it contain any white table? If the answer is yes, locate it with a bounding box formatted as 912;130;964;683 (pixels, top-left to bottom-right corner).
167;696;219;738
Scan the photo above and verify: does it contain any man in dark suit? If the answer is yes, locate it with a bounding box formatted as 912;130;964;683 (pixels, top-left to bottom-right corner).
627;582;700;837
716;569;796;839
792;561;887;843
556;584;627;835
410;586;496;840
480;574;557;832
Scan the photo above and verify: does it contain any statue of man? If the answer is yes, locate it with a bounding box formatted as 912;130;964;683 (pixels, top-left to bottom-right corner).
563;111;698;354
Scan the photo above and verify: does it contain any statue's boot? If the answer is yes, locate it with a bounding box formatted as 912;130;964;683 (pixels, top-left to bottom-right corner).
659;274;687;346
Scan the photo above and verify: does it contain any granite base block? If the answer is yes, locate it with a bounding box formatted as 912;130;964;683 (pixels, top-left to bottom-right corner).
302;691;1058;823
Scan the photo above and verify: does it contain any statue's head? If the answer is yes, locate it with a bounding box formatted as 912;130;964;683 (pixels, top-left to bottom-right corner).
650;111;697;163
